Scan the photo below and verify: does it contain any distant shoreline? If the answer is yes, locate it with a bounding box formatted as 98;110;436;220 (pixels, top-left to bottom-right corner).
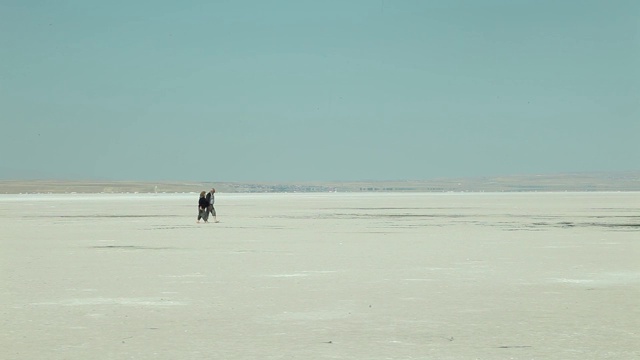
1;172;639;194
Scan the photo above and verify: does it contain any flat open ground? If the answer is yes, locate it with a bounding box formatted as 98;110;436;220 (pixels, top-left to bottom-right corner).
1;192;639;359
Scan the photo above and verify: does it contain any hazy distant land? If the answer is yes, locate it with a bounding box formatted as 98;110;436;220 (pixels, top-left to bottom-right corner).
1;172;639;194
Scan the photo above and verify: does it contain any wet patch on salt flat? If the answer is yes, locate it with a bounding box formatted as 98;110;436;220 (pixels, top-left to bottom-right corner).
531;220;640;230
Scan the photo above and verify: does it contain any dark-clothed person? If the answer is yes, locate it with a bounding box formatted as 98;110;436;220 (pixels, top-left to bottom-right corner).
197;191;208;223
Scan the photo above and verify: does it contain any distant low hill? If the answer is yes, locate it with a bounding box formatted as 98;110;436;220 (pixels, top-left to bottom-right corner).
1;172;639;194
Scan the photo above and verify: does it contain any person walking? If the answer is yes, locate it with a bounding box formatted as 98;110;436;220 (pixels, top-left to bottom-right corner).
205;188;219;223
197;191;209;223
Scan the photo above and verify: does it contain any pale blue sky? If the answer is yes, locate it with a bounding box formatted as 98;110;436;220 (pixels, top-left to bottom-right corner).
1;0;638;181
